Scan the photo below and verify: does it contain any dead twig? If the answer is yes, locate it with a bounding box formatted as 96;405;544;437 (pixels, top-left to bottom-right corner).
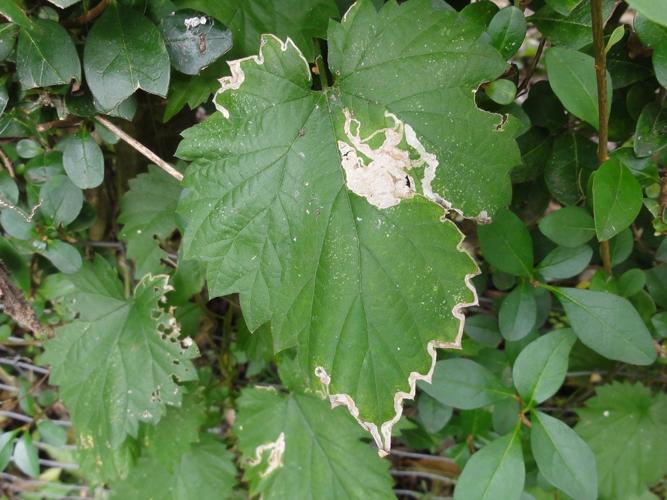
0;262;52;338
94;115;183;182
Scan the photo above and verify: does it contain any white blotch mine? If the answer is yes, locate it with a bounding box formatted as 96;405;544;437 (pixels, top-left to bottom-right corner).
184;16;207;29
337;109;422;209
248;432;286;478
215;35;310;119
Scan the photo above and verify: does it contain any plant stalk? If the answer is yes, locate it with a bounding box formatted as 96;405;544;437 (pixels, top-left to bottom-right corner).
591;0;612;275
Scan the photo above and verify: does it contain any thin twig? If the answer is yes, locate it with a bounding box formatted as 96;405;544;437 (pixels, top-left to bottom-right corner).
517;38;546;95
0;358;50;375
94;115;183;182
591;0;613;275
390;449;457;466
0;147;15;177
0;410;71;426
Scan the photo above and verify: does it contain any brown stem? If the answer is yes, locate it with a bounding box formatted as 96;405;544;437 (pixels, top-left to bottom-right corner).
94;116;183;182
0;147;14;178
64;0;108;26
0;261;52;339
591;0;612;275
517;38;546;95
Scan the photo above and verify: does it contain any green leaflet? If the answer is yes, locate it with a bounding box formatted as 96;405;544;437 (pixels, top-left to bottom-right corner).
177;0;519;451
235;388;393;499
41;257;199;479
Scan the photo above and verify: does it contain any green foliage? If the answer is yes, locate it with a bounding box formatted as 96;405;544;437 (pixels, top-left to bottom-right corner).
0;0;665;498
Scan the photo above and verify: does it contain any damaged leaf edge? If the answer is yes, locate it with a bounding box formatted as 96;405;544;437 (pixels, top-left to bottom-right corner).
212;29;481;456
315;227;479;456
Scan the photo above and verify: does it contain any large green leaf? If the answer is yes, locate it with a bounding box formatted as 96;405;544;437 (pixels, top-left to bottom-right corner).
454;429;525;500
576;382;667;499
16;18;80;89
119;166;182;276
62;129;105;189
41;258;199;479
173;0;339;60
555;287;656;365
177;0;518;451
84;4;170;110
487;6;526;59
235;388;393;499
531;410;597;500
111;437;237;500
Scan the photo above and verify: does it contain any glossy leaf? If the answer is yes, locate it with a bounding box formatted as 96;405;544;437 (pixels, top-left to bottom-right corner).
545;133;597;205
531;411;597;500
512;329;576;404
487;6;527;59
592;158;643;241
173;0;338;60
634;102;667;158
555;287;656;365
545;47;612;130
13;433;39;478
160;10;232;75
0;23;19;61
84;4;170;110
478;208;533;277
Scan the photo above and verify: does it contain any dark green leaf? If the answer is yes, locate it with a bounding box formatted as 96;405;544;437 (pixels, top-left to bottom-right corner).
512;329;576;404
609;227;634;266
160;10;232;75
17;19;80;89
618;268;646;297
645;266;667;308
531;0;616;49
537;245;592;281
545;134;596;205
454;431;525;500
634;102;667;157
478;208;533;277
418;392;453;433
84;4;170;110
420;359;514;410
173;0;338;61
531;411;597;500
593;158;643;241
39;174;83;225
499;283;537;341
544;0;583;16
0;431;17;471
538;206;595;247
545;47;612;130
63;129;105;189
487;6;526;59
555;287;656;365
